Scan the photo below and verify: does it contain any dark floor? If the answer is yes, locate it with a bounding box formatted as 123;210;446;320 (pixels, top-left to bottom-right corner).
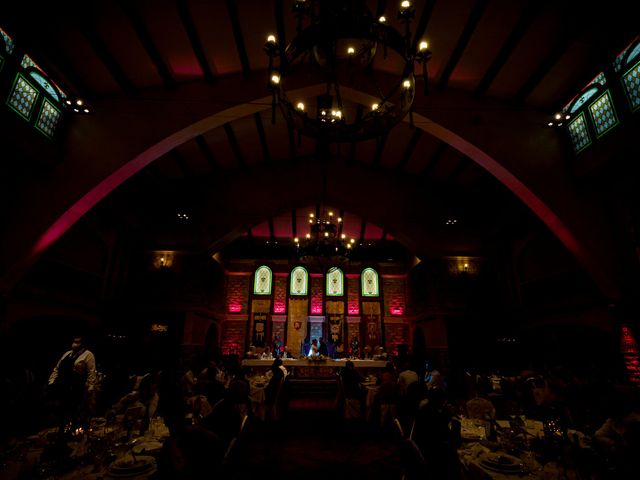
228;385;405;480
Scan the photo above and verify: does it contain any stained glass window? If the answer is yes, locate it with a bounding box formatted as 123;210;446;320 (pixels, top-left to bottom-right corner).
253;265;272;295
361;268;379;297
29;71;60;103
326;267;344;296
567;112;591;153
622;61;640;112
614;37;640;73
589;90;619;138
1;27;15;54
6;74;39;120
21;54;44;73
290;266;308;296
35;99;61;138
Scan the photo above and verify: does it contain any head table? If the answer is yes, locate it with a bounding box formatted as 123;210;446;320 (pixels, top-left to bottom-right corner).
241;358;388;378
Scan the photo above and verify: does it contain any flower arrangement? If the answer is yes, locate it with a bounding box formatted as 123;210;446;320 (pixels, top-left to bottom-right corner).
307;354;327;362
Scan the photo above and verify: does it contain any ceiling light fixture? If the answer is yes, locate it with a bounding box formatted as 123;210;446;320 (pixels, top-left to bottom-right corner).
264;0;431;143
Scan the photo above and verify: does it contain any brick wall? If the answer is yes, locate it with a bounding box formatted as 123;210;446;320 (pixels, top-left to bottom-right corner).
310;275;323;314
220;317;247;355
273;275;288;314
225;274;250;314
347;275;360;315
384;322;409;355
383;276;406;316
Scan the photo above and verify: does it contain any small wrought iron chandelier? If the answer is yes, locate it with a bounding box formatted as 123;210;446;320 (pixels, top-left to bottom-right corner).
264;0;431;143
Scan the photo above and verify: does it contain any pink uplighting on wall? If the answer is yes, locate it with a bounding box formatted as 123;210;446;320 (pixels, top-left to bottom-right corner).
391;307;404;315
348;303;360;315
311;304;323;315
227;303;242;313
273;302;286;314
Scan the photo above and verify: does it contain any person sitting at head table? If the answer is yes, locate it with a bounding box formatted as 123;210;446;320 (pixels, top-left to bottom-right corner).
261;346;273;360
318;337;329;357
308;339;319;357
281;346;295;359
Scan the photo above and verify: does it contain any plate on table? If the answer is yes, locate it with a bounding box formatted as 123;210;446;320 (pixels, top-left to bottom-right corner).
132;440;163;454
108;455;155;477
479;452;525;473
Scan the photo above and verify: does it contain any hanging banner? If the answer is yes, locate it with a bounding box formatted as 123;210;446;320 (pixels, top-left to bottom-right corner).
287;298;308;358
250;299;271;347
362;302;381;349
326;301;345;352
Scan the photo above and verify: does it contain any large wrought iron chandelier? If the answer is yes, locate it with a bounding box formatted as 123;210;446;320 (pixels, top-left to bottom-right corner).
264;0;431;143
294;209;356;266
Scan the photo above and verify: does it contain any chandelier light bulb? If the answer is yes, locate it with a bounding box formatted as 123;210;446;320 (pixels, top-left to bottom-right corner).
337;217;342;222
403;79;411;89
76;99;83;106
271;73;280;84
324;232;329;237
309;219;313;224
347;46;355;55
309;213;314;218
341;234;346;239
350;239;355;243
372;103;379;111
548;122;554;126
306;233;311;239
378;15;387;23
296;102;305;111
419;41;428;51
294;237;299;243
555;113;562;120
565;114;570;120
401;1;411;9
328;211;333;216
346;244;352;249
267;34;276;44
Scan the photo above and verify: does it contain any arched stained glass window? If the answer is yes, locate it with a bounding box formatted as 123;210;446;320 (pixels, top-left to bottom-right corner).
1;27;15;54
21;54;45;74
290;266;308;296
29;71;60;103
253;265;272;295
361;268;379;297
326;267;344;296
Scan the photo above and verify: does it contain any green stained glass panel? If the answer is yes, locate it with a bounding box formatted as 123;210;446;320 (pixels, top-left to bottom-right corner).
622;60;640;112
361;268;379;297
567;112;590;153
253;265;272;295
589;90;619;138
21;54;44;73
1;28;15;54
6;74;39;120
290;267;308;296
35;99;61;138
326;267;343;296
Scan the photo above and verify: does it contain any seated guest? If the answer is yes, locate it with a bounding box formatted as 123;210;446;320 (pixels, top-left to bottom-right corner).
261;346;273;360
308;339;319;357
281;346;295;359
318;338;329;357
465;381;496;420
424;360;444;391
340;361;364;400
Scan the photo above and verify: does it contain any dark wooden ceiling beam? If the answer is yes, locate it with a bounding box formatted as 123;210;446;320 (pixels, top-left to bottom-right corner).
119;1;176;89
171;149;192;178
396;129;423;173
372;133;389;168
437;0;489;90
287;124;297;162
513;5;580;104
226;0;251;77
268;217;275;241
223;123;246;169
420;142;448;179
80;26;136;94
274;0;287;69
358;219;367;245
291;209;297;238
446;157;469;184
176;0;216;82
411;0;437;50
195;135;219;173
474;0;541;97
253;113;271;165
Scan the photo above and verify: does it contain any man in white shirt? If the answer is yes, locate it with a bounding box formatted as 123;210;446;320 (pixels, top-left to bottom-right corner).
48;336;97;427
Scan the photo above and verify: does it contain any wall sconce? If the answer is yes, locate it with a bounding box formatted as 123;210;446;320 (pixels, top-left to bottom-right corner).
153;251;174;269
